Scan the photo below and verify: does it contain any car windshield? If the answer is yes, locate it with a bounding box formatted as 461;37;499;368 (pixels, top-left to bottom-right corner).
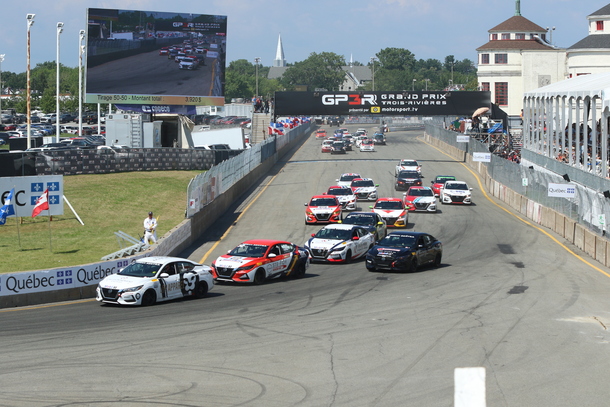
343;214;376;226
352;180;374;187
400;161;418;167
328;188;352;196
118;262;160;277
340;174;359;182
377;234;416;248
398;171;420;178
445;183;468;190
435;177;455;184
315;228;352;240
375;201;404;209
333;142;344;147
229;244;269;258
408;189;434;197
310;198;338;206
362;140;373;145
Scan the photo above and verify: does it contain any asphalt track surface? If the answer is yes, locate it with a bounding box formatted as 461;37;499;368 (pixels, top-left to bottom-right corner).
3;126;610;406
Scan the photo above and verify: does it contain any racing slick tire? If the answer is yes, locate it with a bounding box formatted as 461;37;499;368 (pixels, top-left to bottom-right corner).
344;250;352;264
408;259;418;273
294;262;307;278
194;282;209;298
142;290;157;306
253;269;266;285
433;254;442;268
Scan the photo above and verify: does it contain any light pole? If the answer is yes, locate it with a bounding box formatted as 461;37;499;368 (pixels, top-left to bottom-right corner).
424;78;430;91
412;78;416;91
78;29;85;137
56;22;64;142
26;13;35;149
546;26;556;44
0;54;5;117
450;61;454;87
254;57;261;99
370;57;377;91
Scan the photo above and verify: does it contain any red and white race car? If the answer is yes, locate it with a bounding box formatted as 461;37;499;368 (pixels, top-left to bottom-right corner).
336;173;361;188
350;178;379;201
430;175;456;197
315;129;327;139
370;197;409;227
325;185;357;211
321;139;333;153
403;186;437;212
305;195;342;224
395;159;422;176
211;240;310;284
305;224;376;263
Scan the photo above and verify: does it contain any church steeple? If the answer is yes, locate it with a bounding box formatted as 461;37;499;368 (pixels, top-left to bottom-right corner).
515;0;521;16
274;33;286;67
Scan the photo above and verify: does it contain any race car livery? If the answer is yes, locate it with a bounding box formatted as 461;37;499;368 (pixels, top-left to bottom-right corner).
315;129;327;139
350;178;379;201
441;181;473;204
395;159;422;176
370;197;409;227
305;195;342;224
373;132;386;145
96;256;214;306
336;173;361;188
403;186;437;212
330;141;347;154
395;170;423;191
360;139;375;152
365;232;442;272
431;175;456;197
341;211;387;241
326;185;357;211
305;224;375;263
211;240;309;284
321;139;333;153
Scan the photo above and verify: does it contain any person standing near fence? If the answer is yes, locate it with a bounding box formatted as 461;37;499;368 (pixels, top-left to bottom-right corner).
143;211;157;245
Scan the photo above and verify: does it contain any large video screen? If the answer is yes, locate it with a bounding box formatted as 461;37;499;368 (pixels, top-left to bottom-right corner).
85;8;227;106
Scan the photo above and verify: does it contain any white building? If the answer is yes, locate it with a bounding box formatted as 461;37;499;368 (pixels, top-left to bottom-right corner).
476;1;565;117
567;4;610;77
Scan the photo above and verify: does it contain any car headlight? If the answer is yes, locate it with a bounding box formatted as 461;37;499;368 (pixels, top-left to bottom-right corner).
120;285;144;293
234;265;254;272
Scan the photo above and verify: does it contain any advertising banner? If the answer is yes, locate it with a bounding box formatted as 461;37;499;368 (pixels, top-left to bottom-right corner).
274;91;491;116
548;183;576;198
0;175;64;217
473;152;492;162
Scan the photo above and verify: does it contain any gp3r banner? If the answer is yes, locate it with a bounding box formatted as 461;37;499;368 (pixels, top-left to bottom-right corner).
274;91;491;116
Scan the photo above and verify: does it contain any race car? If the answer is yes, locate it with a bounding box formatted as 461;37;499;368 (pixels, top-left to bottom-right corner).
441;181;473;204
373;132;386;145
315;129;327;139
430;175;456;197
341;211;387;241
370;197;409;227
330;140;347;154
321;139;333;153
305;195;342;224
365;231;443;273
336;173;361;188
395;159;422;176
159;47;169;56
211;240;309;284
96;256;214;306
325;185;357;211
350;178;379;201
403;186;437;212
395;170;422;191
305;224;375;263
360;139;375;152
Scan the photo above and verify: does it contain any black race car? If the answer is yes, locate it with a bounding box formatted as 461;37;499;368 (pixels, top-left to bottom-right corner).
365;231;442;273
395;170;422;191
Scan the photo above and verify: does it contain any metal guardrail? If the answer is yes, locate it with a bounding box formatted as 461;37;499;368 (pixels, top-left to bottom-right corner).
101;231;147;260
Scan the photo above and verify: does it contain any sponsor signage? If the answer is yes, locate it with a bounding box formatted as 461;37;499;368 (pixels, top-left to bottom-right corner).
114;104;198;115
548;183;576;198
274;91;491;116
473;152;492;162
0;175;64;217
456;135;470;143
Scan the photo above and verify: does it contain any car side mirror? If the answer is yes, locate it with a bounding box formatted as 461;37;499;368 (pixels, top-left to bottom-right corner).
304;203;308;206
378;221;384;225
352;236;360;241
311;233;315;237
268;253;277;258
375;184;379;187
470;188;473;191
159;272;169;278
369;206;373;209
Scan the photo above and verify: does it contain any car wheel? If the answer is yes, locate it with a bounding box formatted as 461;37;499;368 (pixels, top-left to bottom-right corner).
253;269;266;285
141;290;157;306
294;262;306;278
344;250;352;264
194;282;208;298
408;259;418;273
434;254;442;268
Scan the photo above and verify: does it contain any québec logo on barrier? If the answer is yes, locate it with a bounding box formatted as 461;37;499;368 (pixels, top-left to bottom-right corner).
321;94;378;106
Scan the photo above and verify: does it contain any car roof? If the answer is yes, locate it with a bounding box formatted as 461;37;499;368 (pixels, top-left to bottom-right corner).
384;231;430;238
341;173;360;176
321;223;361;231
135;256;199;265
239;239;290;246
407;186;431;191
376;197;402;202
311;194;338;200
328;185;351;190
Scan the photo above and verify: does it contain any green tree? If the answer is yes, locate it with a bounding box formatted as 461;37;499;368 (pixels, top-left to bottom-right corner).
280;52;346;91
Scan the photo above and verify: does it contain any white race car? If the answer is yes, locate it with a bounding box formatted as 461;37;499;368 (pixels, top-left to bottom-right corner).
305;224;375;263
441;181;473;204
395;159;422;176
326;185;357;211
96;256;214;306
360;139;375;152
350;178;379;201
370;197;409;228
336;173;361;188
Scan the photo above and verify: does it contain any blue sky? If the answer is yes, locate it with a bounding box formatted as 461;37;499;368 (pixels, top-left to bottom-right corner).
0;0;608;73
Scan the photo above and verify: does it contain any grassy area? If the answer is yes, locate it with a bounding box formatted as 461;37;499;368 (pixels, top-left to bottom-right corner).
0;170;202;273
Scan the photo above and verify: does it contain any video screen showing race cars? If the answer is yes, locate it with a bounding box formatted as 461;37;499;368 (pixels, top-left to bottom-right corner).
85;8;227;106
